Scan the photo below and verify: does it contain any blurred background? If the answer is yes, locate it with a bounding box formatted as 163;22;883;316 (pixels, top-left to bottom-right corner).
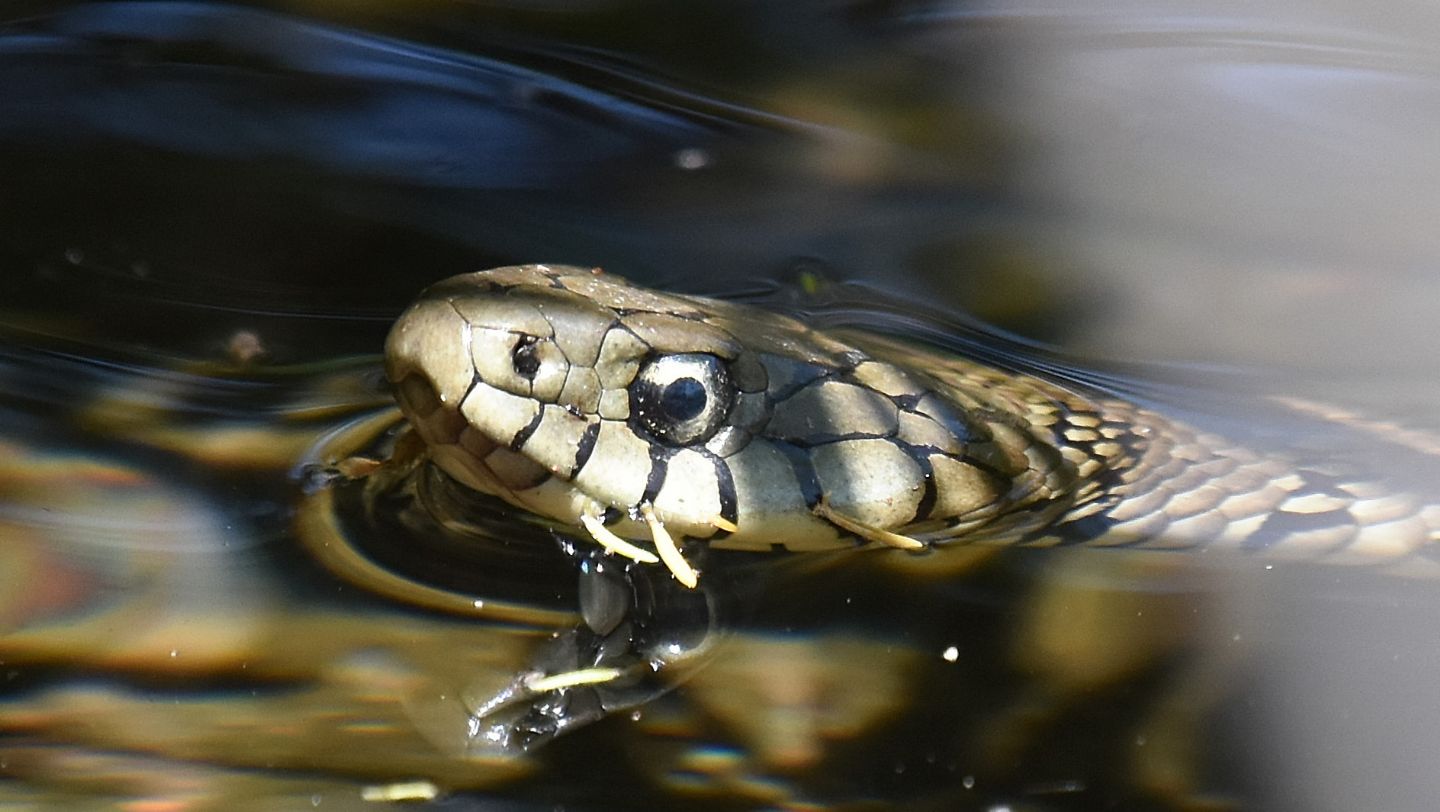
1;1;1439;809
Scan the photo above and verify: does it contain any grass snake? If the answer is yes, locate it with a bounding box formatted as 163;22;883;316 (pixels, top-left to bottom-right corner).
384;264;1440;587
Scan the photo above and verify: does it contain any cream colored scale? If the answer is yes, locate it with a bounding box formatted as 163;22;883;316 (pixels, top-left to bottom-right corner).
385;264;1440;588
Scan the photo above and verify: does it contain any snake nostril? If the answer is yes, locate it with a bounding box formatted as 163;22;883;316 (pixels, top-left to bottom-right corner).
512;335;542;380
396;373;441;417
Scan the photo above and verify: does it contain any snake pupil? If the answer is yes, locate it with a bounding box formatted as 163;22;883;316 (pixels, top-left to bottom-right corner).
512;336;541;380
661;378;707;421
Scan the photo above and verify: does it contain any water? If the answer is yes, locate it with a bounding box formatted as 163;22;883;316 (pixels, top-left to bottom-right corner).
2;2;1440;809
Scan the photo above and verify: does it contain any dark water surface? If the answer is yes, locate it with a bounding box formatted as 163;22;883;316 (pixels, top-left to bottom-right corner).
3;2;1440;810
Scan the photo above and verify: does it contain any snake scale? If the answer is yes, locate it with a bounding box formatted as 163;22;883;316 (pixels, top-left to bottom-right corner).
384;264;1440;587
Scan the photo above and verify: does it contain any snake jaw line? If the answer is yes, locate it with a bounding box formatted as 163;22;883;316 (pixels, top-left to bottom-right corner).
709;514;739;533
641;502;700;588
812;497;926;551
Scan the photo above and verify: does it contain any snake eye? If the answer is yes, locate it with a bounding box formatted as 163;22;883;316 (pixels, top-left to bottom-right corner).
512;335;541;380
630;353;733;445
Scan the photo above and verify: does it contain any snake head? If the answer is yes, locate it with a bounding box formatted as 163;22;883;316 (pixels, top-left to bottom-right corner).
386;264;1013;562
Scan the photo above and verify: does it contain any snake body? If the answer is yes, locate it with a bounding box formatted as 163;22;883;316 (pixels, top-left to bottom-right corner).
384;264;1440;585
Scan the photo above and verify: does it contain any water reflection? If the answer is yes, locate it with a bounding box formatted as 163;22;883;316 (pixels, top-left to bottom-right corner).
0;3;715;187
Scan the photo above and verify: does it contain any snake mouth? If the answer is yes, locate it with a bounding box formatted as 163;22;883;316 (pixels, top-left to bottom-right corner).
389;368;553;501
389;366;694;585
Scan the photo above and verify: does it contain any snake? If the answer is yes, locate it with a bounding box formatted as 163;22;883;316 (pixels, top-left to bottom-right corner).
383;264;1440;588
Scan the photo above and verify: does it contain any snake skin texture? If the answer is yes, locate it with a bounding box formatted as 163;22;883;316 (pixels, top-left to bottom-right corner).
383;264;1440;576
